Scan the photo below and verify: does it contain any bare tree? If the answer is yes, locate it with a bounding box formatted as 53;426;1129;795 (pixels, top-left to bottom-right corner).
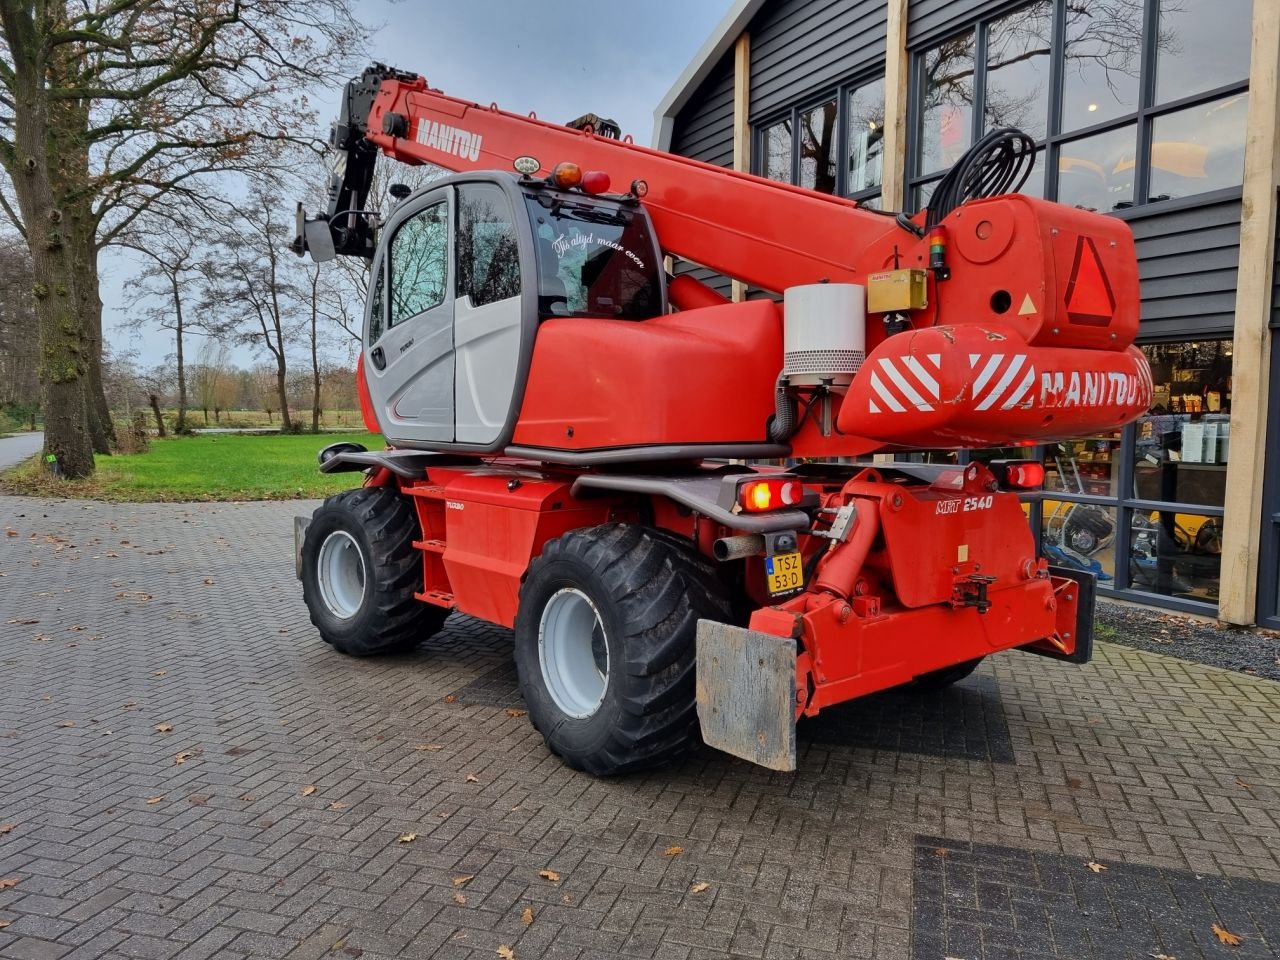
203;192;303;431
0;0;369;476
192;338;231;426
0;232;39;426
125;225;208;432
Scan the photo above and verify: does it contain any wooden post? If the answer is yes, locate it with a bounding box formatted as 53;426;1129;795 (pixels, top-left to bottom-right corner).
732;32;751;303
880;0;910;211
1218;0;1280;624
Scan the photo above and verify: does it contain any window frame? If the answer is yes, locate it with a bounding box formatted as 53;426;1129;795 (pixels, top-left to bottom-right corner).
752;68;887;206
906;0;1251;213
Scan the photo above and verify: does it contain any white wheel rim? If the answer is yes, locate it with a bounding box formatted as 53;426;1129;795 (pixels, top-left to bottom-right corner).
316;530;367;619
538;587;609;719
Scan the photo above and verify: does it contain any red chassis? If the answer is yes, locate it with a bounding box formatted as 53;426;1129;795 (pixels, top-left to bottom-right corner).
346;454;1084;771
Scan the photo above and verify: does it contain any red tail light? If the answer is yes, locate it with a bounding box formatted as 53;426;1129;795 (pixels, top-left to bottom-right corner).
992;459;1045;489
739;478;804;512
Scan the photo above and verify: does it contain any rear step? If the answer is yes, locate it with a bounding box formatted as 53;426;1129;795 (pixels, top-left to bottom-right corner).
415;589;456;608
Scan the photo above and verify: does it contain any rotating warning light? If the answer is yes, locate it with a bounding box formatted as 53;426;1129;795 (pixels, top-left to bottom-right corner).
739;478;804;512
581;171;611;194
513;156;540;176
551;162;583;188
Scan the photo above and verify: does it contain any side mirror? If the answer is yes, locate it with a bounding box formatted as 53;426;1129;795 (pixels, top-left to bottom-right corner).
304;218;337;263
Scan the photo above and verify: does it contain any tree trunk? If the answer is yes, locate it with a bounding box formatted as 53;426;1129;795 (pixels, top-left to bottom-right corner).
2;22;97;478
171;275;188;433
75;227;114;454
149;394;167;437
311;272;321;433
276;356;292;432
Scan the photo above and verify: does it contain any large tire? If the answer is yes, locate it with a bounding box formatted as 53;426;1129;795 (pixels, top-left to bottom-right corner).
909;657;983;692
514;524;730;776
301;487;449;656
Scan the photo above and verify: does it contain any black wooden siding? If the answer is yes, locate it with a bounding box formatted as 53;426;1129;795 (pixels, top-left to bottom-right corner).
747;0;887;122
1120;195;1242;340
907;0;1019;46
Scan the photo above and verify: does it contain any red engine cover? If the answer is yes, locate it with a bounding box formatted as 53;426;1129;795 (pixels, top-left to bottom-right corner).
512;300;782;451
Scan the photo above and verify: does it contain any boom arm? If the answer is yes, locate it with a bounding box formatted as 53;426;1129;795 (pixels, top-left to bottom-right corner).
309;64;1155;452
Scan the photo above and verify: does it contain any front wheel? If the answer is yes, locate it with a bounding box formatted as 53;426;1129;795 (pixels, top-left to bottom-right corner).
301;487;448;656
514;524;730;776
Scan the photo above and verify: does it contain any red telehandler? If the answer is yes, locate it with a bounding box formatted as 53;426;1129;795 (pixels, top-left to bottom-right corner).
293;64;1152;774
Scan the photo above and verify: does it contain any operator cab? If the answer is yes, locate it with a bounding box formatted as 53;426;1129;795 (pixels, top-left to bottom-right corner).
359;171;665;449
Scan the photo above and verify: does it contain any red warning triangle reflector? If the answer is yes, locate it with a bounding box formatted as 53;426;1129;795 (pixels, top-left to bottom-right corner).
1064;236;1115;327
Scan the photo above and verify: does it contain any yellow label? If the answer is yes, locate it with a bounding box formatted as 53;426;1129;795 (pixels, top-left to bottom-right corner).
957;544;970;562
765;551;804;596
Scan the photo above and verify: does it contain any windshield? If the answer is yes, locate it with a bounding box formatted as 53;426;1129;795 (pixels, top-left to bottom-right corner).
524;196;661;320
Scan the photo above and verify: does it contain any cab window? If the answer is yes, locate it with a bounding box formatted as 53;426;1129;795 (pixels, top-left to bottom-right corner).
524;196;661;319
389;201;448;326
457;184;521;306
368;254;387;343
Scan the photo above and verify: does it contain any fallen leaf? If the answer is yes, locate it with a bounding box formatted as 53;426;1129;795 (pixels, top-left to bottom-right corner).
0;879;17;889
4;528;16;536
521;906;534;926
452;875;474;887
1150;954;1177;960
664;846;683;856
1087;861;1107;873
145;797;164;805
154;724;173;733
561;894;572;903
443;694;456;704
189;795;210;806
1213;923;1242;946
414;744;443;752
239;794;256;802
691;881;710;894
0;824;13;834
301;785;317;796
538;869;560;882
152;670;166;678
934;848;947;857
6;618;37;625
497;947;515;960
174;752;193;765
397;833;416;844
202;578;215;585
504;708;527;717
1066;777;1083;789
0;920;9;928
58;720;75;728
1236;777;1252;792
453;892;467;904
328;801;347;810
465;773;479;783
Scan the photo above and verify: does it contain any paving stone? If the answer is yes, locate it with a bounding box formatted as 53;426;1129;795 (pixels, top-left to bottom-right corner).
2;497;1280;959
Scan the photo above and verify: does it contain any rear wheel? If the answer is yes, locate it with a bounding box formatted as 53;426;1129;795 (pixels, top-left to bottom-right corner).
909;657;983;692
301;487;449;656
514;524;730;775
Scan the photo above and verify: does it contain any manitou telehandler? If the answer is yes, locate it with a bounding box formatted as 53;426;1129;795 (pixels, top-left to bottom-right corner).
293;64;1152;774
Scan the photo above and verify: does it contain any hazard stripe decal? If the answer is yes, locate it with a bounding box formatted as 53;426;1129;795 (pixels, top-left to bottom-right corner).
868;353;942;413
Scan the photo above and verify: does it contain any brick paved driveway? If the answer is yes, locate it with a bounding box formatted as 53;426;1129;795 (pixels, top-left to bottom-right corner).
1;495;1278;960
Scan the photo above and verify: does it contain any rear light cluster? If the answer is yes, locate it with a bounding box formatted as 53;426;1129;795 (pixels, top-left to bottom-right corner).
739;478;804;512
991;460;1045;490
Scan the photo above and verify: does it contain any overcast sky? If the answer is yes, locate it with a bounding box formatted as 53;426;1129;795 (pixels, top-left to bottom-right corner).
103;0;732;370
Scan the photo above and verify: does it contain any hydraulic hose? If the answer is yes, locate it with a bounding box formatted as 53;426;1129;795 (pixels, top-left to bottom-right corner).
768;377;798;443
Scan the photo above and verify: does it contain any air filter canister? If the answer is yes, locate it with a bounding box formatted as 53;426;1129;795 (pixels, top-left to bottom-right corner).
781;283;866;387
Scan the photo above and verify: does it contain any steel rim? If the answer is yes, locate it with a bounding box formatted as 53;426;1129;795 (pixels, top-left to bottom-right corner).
316;530;367;620
538;587;609;719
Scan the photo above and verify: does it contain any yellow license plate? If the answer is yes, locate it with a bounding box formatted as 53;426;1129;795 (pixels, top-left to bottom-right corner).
765;551;804;596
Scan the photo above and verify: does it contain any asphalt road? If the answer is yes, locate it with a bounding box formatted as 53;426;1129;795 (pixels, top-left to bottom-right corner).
0;431;42;471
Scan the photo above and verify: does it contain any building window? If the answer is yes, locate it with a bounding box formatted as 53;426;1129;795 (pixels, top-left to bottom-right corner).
754;73;885;206
1040;339;1231;611
908;0;1251;213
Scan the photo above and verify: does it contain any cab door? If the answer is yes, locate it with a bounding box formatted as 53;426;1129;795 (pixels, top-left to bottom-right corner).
453;182;525;444
364;189;454;443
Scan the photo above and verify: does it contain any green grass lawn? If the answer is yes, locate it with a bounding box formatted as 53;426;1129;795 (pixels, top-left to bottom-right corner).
1;432;381;502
